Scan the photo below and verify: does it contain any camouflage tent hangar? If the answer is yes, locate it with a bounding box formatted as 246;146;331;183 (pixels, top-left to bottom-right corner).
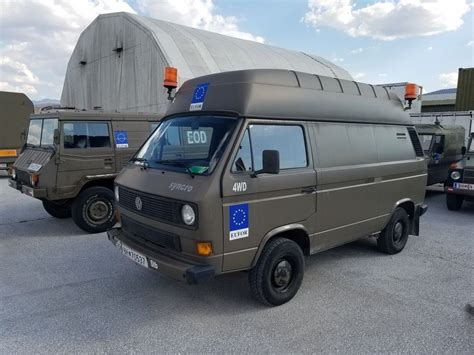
61;12;352;114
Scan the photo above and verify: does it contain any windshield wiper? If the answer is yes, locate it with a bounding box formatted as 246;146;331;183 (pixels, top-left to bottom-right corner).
155;160;195;178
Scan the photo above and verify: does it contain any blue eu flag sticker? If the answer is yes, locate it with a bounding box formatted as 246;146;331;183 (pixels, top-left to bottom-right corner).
229;203;249;241
190;83;209;111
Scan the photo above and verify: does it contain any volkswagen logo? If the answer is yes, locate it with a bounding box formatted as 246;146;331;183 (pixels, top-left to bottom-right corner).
135;196;143;211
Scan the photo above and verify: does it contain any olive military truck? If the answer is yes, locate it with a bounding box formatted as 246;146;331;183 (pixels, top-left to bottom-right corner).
107;69;428;306
445;132;474;210
416;123;466;185
0;91;34;170
8;110;161;233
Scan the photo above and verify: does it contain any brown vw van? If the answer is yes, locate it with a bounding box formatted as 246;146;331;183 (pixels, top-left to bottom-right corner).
108;69;428;306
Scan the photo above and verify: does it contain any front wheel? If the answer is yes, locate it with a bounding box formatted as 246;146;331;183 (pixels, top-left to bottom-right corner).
249;238;305;306
377;207;410;255
446;194;463;211
42;200;72;219
72;186;116;233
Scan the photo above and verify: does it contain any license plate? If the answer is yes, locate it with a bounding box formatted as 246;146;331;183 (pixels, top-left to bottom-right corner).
118;242;148;268
453;182;474;191
0;163;7;168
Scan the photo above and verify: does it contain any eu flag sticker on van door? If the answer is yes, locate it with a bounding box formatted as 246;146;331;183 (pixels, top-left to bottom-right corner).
190;83;209;111
114;130;129;148
229;203;249;240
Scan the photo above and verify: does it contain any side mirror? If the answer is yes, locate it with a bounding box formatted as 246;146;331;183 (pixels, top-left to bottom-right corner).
253;150;280;176
53;129;60;145
461;146;467;155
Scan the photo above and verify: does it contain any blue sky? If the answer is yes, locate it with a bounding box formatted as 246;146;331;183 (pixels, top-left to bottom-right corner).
0;0;473;99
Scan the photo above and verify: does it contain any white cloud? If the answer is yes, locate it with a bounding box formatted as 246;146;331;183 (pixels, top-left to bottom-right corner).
353;72;366;79
0;0;263;100
332;57;345;63
137;0;264;43
350;47;364;54
439;72;458;87
468;40;474;47
378;73;387;77
0;0;135;100
303;0;471;40
427;46;433;50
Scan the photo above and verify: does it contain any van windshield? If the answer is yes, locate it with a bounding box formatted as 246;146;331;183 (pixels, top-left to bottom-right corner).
134;115;237;175
27;118;58;148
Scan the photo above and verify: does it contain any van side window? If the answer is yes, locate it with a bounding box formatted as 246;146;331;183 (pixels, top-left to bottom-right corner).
232;124;307;172
64;122;111;149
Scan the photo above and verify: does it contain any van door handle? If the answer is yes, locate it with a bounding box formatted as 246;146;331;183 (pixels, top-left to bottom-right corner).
302;186;316;194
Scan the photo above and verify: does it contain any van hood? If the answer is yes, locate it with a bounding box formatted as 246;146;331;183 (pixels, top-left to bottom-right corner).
13;148;54;172
115;164;212;202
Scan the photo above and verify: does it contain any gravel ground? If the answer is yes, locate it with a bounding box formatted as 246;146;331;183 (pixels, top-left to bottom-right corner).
0;174;473;353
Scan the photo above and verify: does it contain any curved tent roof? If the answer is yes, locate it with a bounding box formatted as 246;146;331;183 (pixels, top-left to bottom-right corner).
61;12;352;114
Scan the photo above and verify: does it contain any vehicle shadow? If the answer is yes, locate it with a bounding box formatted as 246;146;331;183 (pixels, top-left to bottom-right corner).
0;216;89;238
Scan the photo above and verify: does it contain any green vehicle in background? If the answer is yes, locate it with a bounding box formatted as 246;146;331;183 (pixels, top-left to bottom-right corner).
416;123;466;186
0;91;34;170
8;110;161;233
445;133;474;210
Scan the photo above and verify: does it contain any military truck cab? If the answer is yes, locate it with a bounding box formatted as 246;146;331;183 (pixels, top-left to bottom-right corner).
8;110;161;233
445;133;474;210
416;124;466;186
108;69;428;306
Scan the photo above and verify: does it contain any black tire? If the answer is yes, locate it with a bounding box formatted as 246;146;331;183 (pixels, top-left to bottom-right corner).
446;194;463;211
249;238;305;306
42;200;72;219
377;207;410;255
72;186;116;233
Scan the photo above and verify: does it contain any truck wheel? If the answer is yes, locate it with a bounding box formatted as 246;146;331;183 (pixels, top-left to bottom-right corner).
72;186;115;233
446;194;463;211
377;207;409;255
42;200;71;219
249;238;304;306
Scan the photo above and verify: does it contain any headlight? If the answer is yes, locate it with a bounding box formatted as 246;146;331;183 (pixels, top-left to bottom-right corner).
181;204;195;225
114;185;120;202
11;168;16;180
451;171;462;181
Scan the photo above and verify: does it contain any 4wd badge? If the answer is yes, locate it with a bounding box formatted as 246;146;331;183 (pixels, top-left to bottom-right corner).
190;83;209;111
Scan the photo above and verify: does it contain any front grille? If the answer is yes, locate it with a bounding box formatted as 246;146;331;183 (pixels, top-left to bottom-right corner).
16;170;31;186
118;186;198;229
122;215;181;252
407;127;425;157
463;169;474;184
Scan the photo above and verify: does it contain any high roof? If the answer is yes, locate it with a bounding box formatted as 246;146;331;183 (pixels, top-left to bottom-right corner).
166;69;411;126
61;12;352;114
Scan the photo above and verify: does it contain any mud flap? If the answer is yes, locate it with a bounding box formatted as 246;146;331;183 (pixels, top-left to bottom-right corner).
410;204;428;236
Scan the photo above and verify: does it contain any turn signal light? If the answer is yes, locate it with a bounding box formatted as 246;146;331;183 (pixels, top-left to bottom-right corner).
31;174;39;187
163;67;178;89
196;242;213;257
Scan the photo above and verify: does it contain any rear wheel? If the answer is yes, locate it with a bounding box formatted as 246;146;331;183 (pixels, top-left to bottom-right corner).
377;208;410;255
42;200;71;219
446;194;463;211
249;238;304;306
72;186;115;233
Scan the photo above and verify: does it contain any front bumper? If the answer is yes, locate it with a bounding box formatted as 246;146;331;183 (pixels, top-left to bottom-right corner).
8;179;47;199
107;227;215;284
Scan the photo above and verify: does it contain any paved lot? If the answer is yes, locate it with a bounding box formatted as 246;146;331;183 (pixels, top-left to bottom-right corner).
0;173;473;353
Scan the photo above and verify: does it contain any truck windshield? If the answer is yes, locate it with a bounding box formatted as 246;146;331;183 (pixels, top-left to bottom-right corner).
27;118;58;148
135;115;237;175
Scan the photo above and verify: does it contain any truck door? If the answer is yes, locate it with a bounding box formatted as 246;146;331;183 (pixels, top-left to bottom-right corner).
221;121;317;271
57;120;116;190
